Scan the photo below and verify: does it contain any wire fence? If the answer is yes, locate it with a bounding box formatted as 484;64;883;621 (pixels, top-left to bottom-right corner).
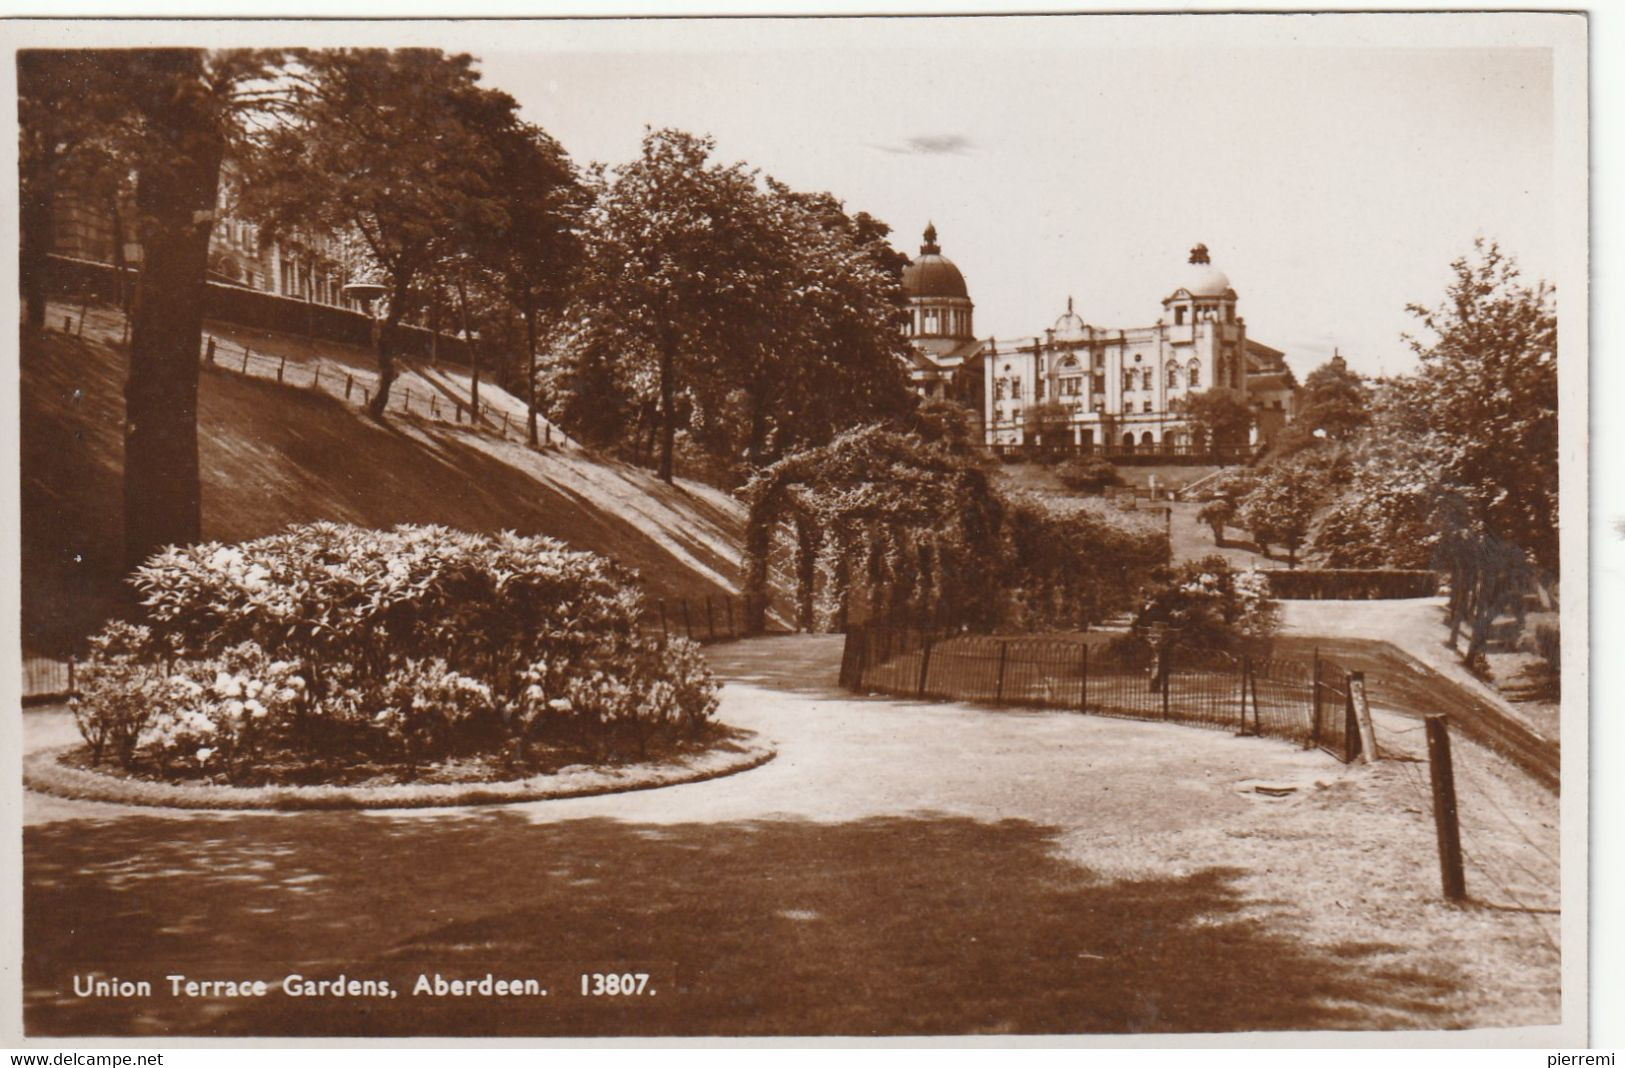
838;624;1367;761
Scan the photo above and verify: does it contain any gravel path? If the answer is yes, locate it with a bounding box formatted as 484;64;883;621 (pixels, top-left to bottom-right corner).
21;635;1560;1038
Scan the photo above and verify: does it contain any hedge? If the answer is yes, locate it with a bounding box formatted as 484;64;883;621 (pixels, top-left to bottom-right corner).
45;254;469;364
1262;569;1440;600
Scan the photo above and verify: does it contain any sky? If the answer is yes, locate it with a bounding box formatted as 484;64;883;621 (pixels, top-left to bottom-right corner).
467;14;1564;382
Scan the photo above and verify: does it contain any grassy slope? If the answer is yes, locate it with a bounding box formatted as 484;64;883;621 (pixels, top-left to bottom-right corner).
20;314;756;655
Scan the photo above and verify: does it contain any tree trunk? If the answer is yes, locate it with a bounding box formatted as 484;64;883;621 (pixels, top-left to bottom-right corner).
369;272;412;419
524;307;540;447
19;145;57;331
455;268;480;416
658;330;677;483
122;54;225;573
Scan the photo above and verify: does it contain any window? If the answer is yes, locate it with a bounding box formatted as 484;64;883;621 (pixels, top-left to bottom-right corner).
1142;399;1153;413
1188;359;1201;388
1036;379;1046;400
1167;364;1181;389
1175;306;1186;325
994;379;1007;401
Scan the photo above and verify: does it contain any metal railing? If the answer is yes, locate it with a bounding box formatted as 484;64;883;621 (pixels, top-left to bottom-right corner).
840;625;1369;762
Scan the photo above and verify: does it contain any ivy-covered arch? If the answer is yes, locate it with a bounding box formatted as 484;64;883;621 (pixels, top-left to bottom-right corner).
741;426;1005;634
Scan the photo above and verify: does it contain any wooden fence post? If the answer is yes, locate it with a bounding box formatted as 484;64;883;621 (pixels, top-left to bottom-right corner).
1078;643;1089;713
277;355;286;383
1349;670;1378;763
242;348;250;373
1343;678;1362;763
682;600;694;641
345;374;354;401
205;337;216;365
1424;714;1468;901
917;633;934;698
994;640;1010;704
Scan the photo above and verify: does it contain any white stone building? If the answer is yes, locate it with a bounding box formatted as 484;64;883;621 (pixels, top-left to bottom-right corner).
981;244;1263;455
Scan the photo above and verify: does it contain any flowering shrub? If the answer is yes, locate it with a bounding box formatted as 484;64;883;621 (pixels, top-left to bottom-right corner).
70;623;164;767
71;523;720;779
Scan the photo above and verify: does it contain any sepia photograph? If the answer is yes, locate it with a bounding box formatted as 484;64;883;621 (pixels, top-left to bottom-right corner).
3;9;1591;1047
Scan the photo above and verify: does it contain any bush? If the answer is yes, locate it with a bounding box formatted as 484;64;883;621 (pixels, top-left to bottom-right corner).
72;523;719;780
1131;556;1279;654
1054;456;1121;493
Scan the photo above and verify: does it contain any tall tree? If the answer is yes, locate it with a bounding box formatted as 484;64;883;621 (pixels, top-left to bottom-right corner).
474;119;586;446
1407;239;1559;576
242;49;521;418
1282;353;1371;449
575;129;762;482
726;181;914;467
1405;240;1558;666
120;50;295;572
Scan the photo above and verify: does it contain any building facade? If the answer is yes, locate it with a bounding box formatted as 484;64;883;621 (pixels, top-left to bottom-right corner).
981;244;1255;453
50;174;369;312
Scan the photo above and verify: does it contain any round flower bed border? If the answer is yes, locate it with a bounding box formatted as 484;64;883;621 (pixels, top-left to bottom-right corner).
24;733;776;812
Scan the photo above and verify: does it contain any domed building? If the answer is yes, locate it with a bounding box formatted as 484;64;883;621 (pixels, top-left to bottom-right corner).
982;242;1294;457
900;223;988;404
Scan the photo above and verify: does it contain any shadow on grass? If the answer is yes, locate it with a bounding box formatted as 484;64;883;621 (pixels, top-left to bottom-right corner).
26;811;1455;1037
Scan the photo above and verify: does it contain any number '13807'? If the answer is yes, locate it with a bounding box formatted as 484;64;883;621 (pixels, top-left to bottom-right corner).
580;973;652;996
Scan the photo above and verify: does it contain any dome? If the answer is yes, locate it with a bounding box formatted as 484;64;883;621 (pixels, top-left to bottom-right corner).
901;222;969;300
1173;243;1233;298
1052;296;1087;341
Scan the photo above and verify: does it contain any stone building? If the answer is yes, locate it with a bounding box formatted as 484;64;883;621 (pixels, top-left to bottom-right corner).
981;243;1261;454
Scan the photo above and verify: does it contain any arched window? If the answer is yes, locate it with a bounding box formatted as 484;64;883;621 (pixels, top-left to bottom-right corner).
1058;354;1079;371
1122;432;1136;448
1141;431;1155;447
994;379;1007;401
1167;363;1181;389
1188;359;1201;388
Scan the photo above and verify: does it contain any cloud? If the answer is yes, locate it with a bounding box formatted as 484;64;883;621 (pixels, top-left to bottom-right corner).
871;133;974;156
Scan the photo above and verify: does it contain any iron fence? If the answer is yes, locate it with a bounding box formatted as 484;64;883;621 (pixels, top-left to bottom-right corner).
840;625;1368;761
642;596;747;645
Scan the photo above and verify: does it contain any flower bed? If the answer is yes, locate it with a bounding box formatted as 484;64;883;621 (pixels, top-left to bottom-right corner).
71;523;723;786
